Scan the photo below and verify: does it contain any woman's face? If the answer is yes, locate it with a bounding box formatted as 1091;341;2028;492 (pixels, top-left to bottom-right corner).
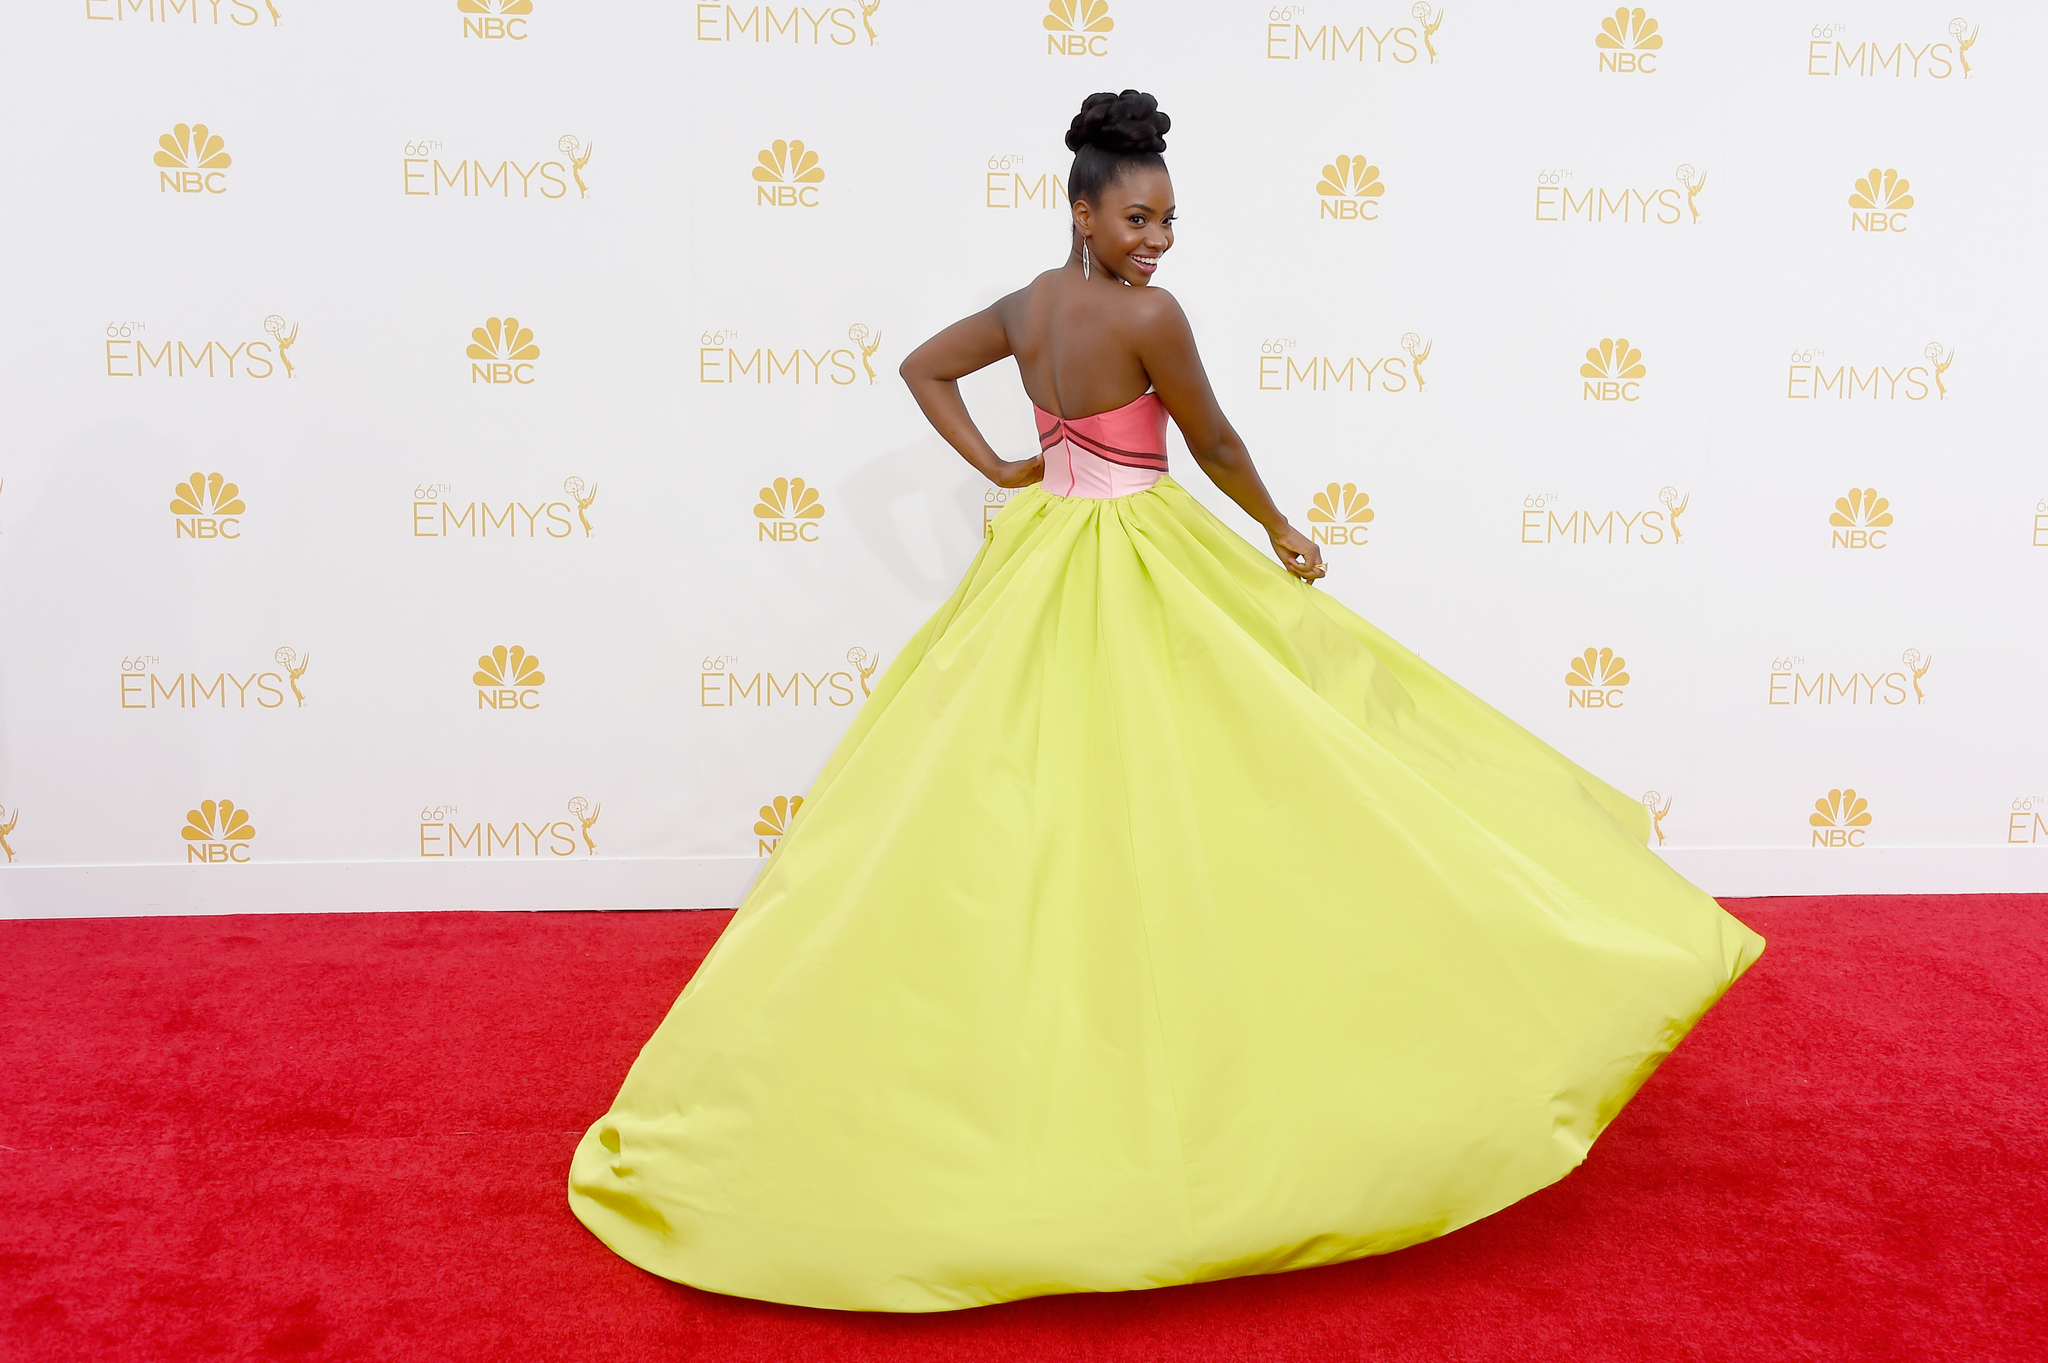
1074;167;1175;286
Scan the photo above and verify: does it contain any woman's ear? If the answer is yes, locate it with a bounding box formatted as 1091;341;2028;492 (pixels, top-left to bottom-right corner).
1071;199;1093;238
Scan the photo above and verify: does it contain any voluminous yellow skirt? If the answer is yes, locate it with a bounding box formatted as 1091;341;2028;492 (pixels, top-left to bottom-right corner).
568;477;1763;1311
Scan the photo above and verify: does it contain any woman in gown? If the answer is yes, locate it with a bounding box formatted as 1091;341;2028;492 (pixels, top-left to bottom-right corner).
569;90;1764;1313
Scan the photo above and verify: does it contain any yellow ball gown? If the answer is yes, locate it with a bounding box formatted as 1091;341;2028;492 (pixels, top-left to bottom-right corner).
569;394;1764;1311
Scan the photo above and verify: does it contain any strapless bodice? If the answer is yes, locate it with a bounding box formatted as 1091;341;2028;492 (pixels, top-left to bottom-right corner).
1034;391;1169;499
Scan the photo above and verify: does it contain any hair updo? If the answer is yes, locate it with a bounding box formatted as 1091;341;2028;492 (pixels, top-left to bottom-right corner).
1064;90;1170;209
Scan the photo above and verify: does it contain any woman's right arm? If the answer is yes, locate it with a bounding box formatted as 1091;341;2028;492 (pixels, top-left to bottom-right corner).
899;305;1045;489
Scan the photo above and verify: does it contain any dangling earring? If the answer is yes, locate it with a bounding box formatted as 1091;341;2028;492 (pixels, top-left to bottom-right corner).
1082;239;1091;280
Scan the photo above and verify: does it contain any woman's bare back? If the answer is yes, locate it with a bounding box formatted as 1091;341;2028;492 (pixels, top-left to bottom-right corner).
997;269;1162;421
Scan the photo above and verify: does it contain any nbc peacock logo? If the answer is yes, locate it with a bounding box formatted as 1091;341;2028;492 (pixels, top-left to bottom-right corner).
754;140;825;207
474;644;545;710
754;795;803;855
1580;337;1646;402
1306;483;1374;547
1566;646;1630;708
170;472;246;539
1044;0;1112;57
468;316;538;385
755;477;825;543
155;122;231;194
459;0;531;41
1596;7;1662;72
1315;155;1384;221
183;798;255;863
1809;787;1871;848
1830;487;1893;549
1849;168;1914;232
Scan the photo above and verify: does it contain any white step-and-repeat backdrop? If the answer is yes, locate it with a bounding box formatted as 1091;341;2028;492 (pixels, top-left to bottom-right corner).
2;1;2042;916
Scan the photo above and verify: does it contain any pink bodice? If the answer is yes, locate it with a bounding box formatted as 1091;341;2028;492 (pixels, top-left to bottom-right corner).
1035;392;1169;499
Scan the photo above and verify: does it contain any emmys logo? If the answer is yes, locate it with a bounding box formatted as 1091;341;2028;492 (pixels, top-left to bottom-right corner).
402;136;591;200
2009;796;2047;845
1255;335;1424;393
1766;650;1930;706
1597;7;1662;72
89;1;282;24
468;316;538;384
1785;343;1952;400
754;140;825;207
698;326;879;386
170;472;246;539
105;317;296;379
1830;488;1893;549
1809;788;1871;848
417;798;596;857
119;647;309;710
1315;155;1384;220
1565;647;1630;709
1267;4;1442;64
1521;489;1687;546
699;648;878;708
698;3;878;45
1850;168;1914;232
1807;20;1975;78
1581;336;1646;402
459;0;530;40
474;645;545;710
1044;0;1112;56
1306;483;1374;546
0;804;18;864
1642;791;1672;845
754;478;825;542
754;795;803;855
154;122;231;193
412;478;596;538
1535;165;1702;225
183;798;255;863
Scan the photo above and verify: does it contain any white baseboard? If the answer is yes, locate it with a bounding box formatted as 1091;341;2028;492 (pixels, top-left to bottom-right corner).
0;850;2041;920
0;858;764;919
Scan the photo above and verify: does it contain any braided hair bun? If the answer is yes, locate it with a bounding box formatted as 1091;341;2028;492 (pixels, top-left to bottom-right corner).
1065;90;1170;156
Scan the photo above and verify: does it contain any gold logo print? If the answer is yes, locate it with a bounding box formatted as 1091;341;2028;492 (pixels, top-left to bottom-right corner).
1925;341;1954;399
754;140;825;207
474;644;545;710
1045;0;1112;56
755;477;825;542
1400;333;1431;391
1830;488;1893;549
1597;7;1662;72
170;472;247;539
1306;483;1374;546
1901;648;1932;704
1808;19;1975;77
558;135;594;197
1951;17;1978;76
460;0;531;41
1641;791;1671;846
0;804;18;864
1675;164;1705;223
567;796;600;854
1581;337;1646;402
468;316;539;385
1849;168;1913;232
564;477;597;536
89;1;282;23
1659;487;1689;543
847;647;880;696
754;794;804;855
1316;155;1384;221
183;798;255;862
1809;787;1871;848
155;122;230;194
274;646;310;706
1412;3;1443;62
848;324;882;384
1565;647;1630;708
1521;490;1686;546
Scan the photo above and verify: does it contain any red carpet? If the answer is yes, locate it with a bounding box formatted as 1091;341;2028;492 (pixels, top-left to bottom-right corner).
2;896;2043;1361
